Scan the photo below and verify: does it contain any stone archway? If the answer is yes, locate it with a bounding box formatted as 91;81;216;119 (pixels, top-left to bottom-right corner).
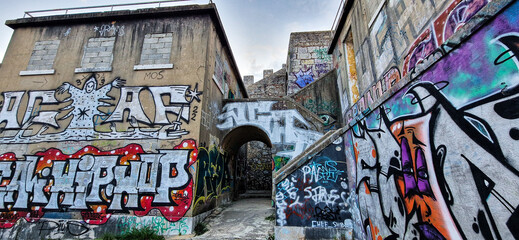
221;125;272;154
221;125;273;199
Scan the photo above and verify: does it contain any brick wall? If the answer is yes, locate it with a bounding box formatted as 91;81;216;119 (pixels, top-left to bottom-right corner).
75;37;115;72
139;33;173;65
26;40;60;71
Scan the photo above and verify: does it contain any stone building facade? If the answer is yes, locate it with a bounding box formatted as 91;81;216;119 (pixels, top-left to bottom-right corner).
246;67;287;98
0;4;246;238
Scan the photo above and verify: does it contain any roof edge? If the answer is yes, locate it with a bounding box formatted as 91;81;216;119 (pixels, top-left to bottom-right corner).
6;4;212;28
5;3;248;98
209;4;248;98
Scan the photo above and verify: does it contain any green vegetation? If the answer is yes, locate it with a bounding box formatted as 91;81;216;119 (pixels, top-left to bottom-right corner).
98;226;164;240
265;213;275;221
266;233;275;240
194;222;209;236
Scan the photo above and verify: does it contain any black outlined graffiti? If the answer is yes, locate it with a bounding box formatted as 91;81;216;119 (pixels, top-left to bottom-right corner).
0;75;202;144
38;220;91;237
0;140;197;228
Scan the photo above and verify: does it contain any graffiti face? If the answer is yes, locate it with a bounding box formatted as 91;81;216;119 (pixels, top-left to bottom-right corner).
0;140;197;228
84;79;96;93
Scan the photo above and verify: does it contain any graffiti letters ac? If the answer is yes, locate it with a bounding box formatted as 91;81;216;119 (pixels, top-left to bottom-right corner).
0;140;197;228
0;75;202;143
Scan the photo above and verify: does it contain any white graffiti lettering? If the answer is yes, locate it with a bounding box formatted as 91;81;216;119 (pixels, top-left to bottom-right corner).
217;101;322;159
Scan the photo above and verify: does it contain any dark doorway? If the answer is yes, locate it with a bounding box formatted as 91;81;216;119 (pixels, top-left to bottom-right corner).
220;125;273;199
236;141;272;198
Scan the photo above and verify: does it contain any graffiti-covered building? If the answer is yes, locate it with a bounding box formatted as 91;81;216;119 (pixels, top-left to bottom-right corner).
273;0;519;239
1;0;519;239
0;3;247;238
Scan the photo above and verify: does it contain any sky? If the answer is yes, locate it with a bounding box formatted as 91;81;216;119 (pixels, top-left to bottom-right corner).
0;0;342;81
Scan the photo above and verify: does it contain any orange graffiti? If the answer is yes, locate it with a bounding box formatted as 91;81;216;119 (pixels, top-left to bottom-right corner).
390;115;461;239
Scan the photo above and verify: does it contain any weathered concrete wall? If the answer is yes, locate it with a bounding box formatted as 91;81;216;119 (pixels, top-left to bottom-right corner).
192;11;245;215
291;70;341;130
331;0;491;126
339;1;519;239
0;4;245;238
287;31;334;95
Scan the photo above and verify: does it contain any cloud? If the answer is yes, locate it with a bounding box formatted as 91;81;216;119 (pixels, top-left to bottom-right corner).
237;44;286;80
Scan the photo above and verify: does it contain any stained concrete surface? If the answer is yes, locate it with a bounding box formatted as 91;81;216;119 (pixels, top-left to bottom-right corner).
192;198;274;240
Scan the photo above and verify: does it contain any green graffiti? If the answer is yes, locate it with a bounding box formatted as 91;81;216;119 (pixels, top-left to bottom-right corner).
303;99;339;116
194;146;232;211
116;216;189;235
274;156;290;171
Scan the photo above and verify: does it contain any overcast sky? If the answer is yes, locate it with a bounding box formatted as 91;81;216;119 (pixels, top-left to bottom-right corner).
0;0;341;81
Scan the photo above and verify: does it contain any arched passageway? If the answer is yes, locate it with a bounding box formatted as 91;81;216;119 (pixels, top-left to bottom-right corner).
220;125;273;199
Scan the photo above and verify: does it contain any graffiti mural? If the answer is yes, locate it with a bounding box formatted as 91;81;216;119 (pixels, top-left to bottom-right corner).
116;215;190;236
342;0;492;126
0;75;202;144
217;101;322;161
402;0;488;77
344;3;519;239
344;67;401;126
38;220;91;237
0;140;197;228
194;146;232;212
93;23;125;37
276;139;356;232
293;68;315;88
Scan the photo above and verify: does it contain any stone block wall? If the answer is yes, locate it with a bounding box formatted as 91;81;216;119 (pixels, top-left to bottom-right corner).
26;40;60;71
287;31;333;95
76;37;115;72
139;33;173;65
246;68;287;98
244;141;272;191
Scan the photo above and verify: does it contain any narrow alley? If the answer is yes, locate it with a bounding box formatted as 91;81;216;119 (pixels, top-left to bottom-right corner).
176;198;274;240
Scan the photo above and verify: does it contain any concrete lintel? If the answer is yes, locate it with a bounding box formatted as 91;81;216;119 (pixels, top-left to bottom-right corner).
74;67;112;73
19;69;55;76
133;63;173;71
